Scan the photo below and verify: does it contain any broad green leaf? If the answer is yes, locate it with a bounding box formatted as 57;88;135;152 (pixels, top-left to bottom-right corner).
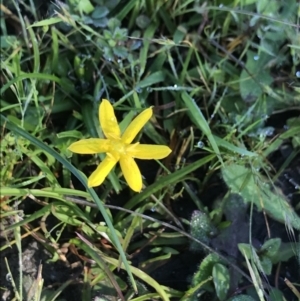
76;0;94;14
0;35;18;48
256;0;280;15
260;238;281;258
91;6;109;19
239;51;273;101
191;253;221;290
212;263;230;301
259;256;272;275
238;243;255;259
222;164;300;230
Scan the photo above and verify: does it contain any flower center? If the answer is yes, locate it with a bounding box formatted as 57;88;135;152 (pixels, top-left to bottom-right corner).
109;139;127;159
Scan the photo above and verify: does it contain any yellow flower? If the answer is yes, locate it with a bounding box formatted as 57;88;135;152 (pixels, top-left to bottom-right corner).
68;99;172;192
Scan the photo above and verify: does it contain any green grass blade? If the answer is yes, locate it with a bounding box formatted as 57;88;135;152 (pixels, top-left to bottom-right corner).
72;237;170;301
213;135;257;157
139;22;158;77
0;73;59;94
136;71;166;89
115;0;138;21
181;91;223;165
26;21;40;73
27;17;62;27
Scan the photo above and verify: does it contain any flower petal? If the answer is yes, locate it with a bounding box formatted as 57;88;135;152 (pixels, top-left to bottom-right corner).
121;107;152;144
119;155;142;192
87;156;118;187
127;144;171;159
68;139;111;154
99;99;121;139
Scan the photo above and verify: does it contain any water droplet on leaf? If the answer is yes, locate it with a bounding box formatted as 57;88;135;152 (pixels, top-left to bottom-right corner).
197;141;204;148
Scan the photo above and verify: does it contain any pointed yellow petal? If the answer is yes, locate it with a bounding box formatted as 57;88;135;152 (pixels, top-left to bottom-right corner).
121;107;152;144
99;99;121;139
127;144;172;159
68;139;111;154
119;155;142;192
87;156;118;187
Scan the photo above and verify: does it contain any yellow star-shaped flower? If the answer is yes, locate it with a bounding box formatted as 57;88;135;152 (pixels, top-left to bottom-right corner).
68;99;172;192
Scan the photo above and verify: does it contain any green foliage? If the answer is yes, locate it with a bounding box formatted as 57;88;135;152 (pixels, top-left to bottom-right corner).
239;238;300;276
239;51;273;102
212;263;230;301
184;253;230;301
222;163;300;230
96;18;131;60
1;0;300;300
